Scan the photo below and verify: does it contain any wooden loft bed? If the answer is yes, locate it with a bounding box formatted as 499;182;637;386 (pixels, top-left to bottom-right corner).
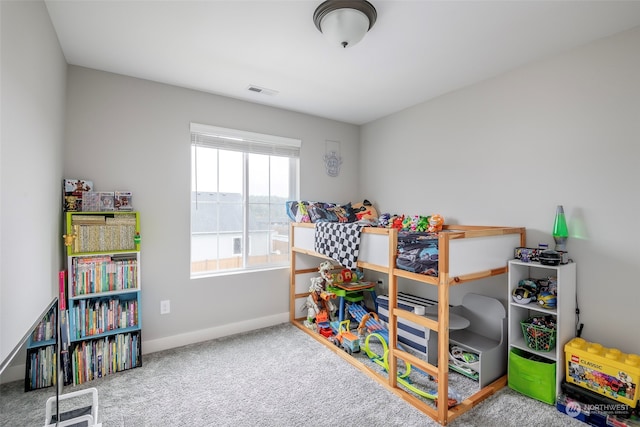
289;222;526;426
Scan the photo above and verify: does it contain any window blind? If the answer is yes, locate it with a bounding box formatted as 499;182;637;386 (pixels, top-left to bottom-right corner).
190;123;301;158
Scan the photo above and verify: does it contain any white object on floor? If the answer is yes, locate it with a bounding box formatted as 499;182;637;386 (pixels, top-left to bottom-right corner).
43;387;101;427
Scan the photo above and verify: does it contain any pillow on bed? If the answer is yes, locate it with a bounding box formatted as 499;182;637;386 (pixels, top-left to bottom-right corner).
285;201;311;223
286;200;357;223
307;202;338;223
326;202;357;223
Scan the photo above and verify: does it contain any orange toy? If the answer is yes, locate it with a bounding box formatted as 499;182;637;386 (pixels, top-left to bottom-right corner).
428;214;444;232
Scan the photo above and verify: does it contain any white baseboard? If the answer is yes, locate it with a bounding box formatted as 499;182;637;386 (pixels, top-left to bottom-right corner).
0;312;290;385
142;312;290;355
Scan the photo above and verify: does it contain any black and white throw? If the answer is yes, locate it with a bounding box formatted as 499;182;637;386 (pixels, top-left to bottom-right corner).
314;222;364;269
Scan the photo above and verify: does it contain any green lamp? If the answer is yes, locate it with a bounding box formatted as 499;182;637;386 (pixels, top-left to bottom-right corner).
553;205;569;251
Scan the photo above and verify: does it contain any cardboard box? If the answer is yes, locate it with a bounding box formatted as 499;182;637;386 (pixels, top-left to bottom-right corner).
565;338;640;408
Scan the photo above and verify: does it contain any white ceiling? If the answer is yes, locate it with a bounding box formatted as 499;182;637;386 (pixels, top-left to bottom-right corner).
44;0;640;125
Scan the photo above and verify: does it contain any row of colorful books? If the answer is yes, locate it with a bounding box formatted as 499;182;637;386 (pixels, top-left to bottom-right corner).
68;332;141;385
69;298;139;339
63;178;133;212
71;256;138;296
26;345;57;391
30;306;56;343
70;223;137;253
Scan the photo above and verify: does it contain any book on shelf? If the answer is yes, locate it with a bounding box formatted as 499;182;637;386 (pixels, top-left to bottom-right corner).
68;331;141;385
71;214;107;224
99;192;115;212
63;178;94;212
114;191;133;211
59;271;66;310
31;305;56;343
60;310;70;351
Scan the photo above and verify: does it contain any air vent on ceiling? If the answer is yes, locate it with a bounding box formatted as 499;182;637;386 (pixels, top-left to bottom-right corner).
247;84;279;96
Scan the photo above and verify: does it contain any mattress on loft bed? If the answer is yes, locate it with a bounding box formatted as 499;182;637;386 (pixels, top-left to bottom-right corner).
376;293;437;355
395;231;439;276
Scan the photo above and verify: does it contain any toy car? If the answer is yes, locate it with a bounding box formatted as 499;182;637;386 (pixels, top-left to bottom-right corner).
332;320;360;354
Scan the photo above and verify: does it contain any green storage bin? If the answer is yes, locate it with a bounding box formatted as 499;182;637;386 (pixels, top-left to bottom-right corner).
508;347;556;404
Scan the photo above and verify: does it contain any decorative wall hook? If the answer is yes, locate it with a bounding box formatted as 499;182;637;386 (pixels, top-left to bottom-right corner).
324;140;342;177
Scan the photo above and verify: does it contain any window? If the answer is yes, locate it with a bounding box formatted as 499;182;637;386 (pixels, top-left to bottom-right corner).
190;123;300;276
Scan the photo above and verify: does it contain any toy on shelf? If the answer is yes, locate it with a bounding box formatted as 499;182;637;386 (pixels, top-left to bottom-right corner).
416;216;429;232
346;304;461;407
303;276;337;326
316;311;333;337
328;320;360;354
319;260;363;285
511;279;540;305
378;213;391;228
63;233;76;247
427;214;444;233
363;332;460;408
391;215;404;230
402;216;413;231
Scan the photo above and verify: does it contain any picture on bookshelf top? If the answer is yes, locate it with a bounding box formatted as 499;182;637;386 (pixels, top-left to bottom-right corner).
63;178;93;212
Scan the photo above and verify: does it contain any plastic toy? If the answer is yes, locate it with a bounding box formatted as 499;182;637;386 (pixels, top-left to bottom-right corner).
537;292;557;309
363;333;460;407
410;215;419;231
378;213;391;228
512;279;539;305
304;276;337;322
427;214;444;232
391;215;404;230
402;215;413;231
319;261;360;285
512;286;534;304
63;233;76;247
416;216;429;232
316;310;333;337
330;320;360;354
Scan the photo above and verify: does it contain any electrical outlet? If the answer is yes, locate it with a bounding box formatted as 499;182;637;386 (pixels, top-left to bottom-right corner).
160;300;170;314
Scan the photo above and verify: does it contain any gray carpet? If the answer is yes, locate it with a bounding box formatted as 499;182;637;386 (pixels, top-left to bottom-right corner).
0;323;584;427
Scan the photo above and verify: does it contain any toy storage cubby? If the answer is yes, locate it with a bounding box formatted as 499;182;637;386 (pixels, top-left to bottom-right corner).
448;293;508;388
64;211;143;385
507;260;576;405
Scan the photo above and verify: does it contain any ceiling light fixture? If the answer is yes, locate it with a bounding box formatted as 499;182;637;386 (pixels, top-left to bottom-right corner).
313;0;377;49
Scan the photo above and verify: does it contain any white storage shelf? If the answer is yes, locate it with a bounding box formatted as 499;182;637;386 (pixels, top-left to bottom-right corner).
507;260;576;402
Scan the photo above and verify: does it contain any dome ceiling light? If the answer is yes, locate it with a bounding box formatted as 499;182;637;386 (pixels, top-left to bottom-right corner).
313;0;377;49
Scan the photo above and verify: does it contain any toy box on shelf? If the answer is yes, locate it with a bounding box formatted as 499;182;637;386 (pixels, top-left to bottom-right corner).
557;381;640;427
565;337;640;408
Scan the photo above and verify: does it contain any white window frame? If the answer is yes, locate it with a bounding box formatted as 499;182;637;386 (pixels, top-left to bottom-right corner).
190;123;300;277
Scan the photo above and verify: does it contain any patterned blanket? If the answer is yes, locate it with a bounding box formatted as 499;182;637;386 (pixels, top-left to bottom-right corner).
314;222;364;269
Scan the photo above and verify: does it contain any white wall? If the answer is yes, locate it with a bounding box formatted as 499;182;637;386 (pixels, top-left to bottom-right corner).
361;27;640;354
0;0;66;374
63;66;360;352
3;0;637;384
